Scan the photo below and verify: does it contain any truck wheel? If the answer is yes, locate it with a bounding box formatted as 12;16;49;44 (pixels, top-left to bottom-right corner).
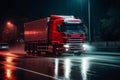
46;52;52;56
54;48;63;56
27;51;30;55
27;50;31;55
37;51;41;56
54;48;59;56
53;44;59;56
31;50;35;55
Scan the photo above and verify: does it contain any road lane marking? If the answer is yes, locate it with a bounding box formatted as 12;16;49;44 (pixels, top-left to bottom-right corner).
0;62;61;80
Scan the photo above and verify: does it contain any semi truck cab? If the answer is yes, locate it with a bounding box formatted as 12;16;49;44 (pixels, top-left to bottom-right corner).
50;15;86;54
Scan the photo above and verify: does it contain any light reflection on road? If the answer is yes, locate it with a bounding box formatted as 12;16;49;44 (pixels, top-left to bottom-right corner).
0;51;119;80
6;57;13;63
2;51;120;80
53;57;90;80
6;68;12;79
0;51;92;80
64;58;71;80
4;54;16;80
54;58;59;78
81;57;90;80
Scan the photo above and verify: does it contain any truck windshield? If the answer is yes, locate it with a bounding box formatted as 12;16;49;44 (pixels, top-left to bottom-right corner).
62;23;84;33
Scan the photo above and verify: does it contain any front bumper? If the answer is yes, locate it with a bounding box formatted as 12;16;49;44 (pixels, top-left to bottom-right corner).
60;43;85;53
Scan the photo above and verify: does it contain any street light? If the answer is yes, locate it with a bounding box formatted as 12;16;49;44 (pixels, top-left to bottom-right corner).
6;21;17;43
78;0;91;43
7;22;11;25
88;0;91;43
6;21;14;28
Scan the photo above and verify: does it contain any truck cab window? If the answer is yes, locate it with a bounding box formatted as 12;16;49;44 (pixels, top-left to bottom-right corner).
62;23;84;33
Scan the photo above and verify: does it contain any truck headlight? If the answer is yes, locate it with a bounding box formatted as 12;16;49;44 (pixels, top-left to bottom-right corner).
64;44;69;48
82;43;93;51
83;44;88;48
66;48;69;51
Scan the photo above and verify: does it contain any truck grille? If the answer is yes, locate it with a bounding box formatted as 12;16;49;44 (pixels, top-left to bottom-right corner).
68;38;83;43
65;38;84;51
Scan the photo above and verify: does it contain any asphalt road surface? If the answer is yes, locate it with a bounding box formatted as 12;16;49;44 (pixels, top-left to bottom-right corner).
0;50;120;80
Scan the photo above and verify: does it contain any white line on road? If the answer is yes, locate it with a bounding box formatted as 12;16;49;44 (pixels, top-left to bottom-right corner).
0;62;61;80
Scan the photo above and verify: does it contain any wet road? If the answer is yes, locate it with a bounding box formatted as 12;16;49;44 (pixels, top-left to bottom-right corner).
0;51;120;80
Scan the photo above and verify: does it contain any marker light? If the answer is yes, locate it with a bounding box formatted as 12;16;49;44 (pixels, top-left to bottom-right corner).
64;44;69;48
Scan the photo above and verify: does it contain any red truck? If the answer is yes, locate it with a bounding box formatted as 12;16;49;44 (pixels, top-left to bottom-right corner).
24;15;86;56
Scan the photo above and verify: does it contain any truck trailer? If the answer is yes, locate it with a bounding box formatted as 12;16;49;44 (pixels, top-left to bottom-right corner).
24;15;86;56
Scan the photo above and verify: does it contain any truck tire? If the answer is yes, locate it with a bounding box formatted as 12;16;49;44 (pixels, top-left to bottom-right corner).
53;44;59;56
37;51;41;56
26;49;31;55
27;50;30;55
46;52;52;56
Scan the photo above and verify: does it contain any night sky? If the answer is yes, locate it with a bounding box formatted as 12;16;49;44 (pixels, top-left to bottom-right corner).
0;0;114;25
0;0;26;19
0;0;118;27
0;0;114;20
0;0;120;41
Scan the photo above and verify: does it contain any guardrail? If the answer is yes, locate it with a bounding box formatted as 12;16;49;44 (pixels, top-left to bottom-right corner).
91;41;120;51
